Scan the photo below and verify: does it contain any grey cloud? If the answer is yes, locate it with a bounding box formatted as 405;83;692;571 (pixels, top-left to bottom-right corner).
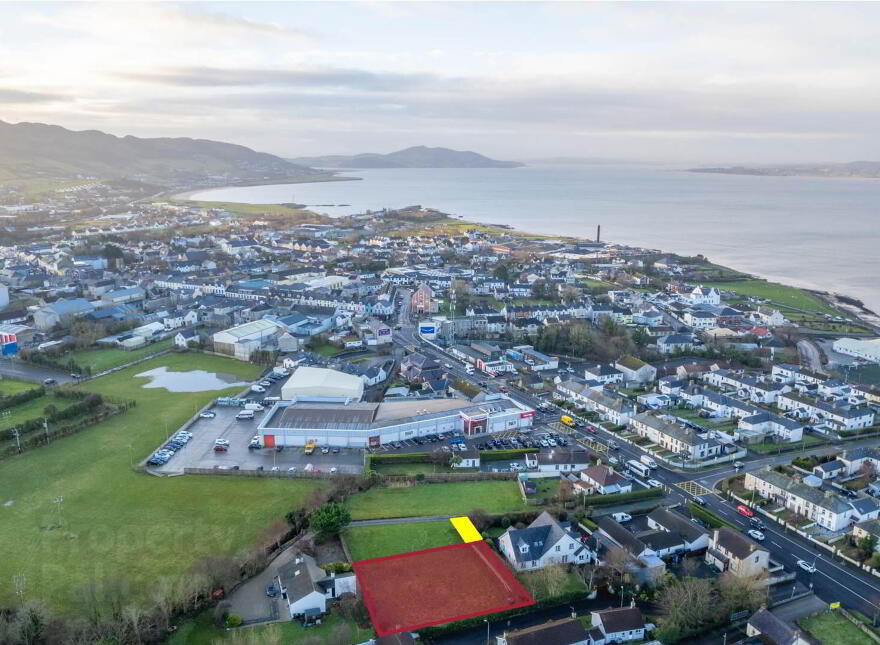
113;66;451;92
0;88;62;104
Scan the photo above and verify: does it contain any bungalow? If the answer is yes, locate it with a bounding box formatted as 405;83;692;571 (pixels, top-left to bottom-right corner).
498;511;592;571
812;459;846;480
583;363;624;384
528;448;595;473
595;517;666;584
496;618;591;645
746;607;813;645
590;606;650;643
577;464;632;496
455;447;481;469
274;553;357;620
646;507;710;553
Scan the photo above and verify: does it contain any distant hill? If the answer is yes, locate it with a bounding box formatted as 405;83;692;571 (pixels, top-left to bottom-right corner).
0;120;320;187
691;161;880;179
290;145;523;169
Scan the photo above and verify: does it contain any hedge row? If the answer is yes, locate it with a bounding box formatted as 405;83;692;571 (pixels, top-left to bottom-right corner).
687;502;734;529
0;386;45;412
368;452;432;464
585;487;663;507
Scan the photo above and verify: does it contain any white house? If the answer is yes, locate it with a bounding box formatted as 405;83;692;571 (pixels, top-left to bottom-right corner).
590;606;649;643
745;468;855;531
614;356;657;384
577;464;632;496
275;554;357;620
833;337;880;364
174;328;200;349
688;286;721;306
498;511;592;571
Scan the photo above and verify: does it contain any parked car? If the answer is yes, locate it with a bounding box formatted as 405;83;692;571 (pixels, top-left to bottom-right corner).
43;378;56;385
797;559;817;573
747;529;765;541
199;411;216;419
321;446;330;454
250;385;265;393
612;512;632;523
265;584;279;597
287;466;297;473
213;445;227;452
332;447;340;454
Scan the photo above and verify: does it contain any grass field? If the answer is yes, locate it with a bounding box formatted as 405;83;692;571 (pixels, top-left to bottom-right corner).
66;338;174;373
0;353;326;613
748;435;825;454
0;378;40;396
344;520;461;561
170;610;373;645
373;462;459;475
799;611;874;645
700;279;843;316
346;481;528;520
0;391;51;433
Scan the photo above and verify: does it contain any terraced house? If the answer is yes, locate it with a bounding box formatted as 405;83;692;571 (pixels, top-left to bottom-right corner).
557;385;634;425
745;468;857;531
629;412;723;461
777;392;875;431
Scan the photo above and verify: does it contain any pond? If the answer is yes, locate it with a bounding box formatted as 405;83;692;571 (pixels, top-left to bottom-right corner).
135;367;249;393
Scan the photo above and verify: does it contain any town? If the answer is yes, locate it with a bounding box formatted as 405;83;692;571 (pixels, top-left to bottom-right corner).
2;186;880;645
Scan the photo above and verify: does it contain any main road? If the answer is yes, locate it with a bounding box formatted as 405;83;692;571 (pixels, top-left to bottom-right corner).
393;307;880;618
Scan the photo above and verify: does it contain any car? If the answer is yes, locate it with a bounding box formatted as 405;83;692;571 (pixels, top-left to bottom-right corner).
232;465;240;470
442;445;451;452
330;467;338;474
510;462;523;471
747;529;765;541
585;426;597;434
647;479;664;488
321;446;330;454
750;517;766;529
266;584;279;597
733;461;744;469
70;373;81;379
797;559;817;573
693;497;707;506
608;455;620;466
259;380;272;387
250;385;265;393
270;466;280;472
332;447;340;454
42;378;56;385
287;466;298;473
736;504;755;517
199;411;216;419
256;465;264;471
612;512;632;523
213;445;227;452
539;439;550;448
214;438;230;446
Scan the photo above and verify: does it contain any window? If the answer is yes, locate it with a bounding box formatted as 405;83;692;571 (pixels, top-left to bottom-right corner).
569;543;574;550
555;545;561;552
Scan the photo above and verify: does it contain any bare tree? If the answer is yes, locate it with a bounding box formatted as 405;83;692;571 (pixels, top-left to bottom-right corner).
468;508;491;532
656;576;714;637
718;572;767;615
122;604;143;644
557;480;576;506
860;460;877;480
602;546;636;605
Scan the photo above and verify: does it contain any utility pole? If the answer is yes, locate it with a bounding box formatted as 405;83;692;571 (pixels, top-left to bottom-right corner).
53;496;64;528
11;427;21;453
44;418;49;444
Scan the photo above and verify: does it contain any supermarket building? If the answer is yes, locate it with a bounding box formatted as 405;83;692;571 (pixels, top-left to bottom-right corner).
257;396;535;448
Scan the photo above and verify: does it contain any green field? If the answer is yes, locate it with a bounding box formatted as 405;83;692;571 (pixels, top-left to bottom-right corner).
799;611;874;645
0;391;51;433
170;610;373;645
345;480;528;520
66;337;174;373
0;353;326;612
0;378;40;396
700;279;842;316
748;435;825;454
344;520;461;561
373;462;459;475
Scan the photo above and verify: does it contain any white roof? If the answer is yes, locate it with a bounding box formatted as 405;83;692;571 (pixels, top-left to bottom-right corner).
281;366;364;400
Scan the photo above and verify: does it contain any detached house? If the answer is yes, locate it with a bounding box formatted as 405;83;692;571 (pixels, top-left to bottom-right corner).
614;355;657;384
705;526;769;578
590;606;650;643
274;553;357;620
498;511;592;571
577;464;632;496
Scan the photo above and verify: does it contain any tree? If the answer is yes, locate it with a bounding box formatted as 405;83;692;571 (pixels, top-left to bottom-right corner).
602;546;636;606
860;460;877;480
656;575;714;639
429;449;453;469
308;502;351;539
718;572;766;616
858;534;878;559
468;508;491;532
557;480;576;506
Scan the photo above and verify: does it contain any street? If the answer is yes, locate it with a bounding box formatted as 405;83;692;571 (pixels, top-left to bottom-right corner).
393;301;880;619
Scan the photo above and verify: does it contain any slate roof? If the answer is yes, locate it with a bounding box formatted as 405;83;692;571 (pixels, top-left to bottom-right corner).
504;617;589;645
714;526;766;560
503;511;580;563
594;606;646;633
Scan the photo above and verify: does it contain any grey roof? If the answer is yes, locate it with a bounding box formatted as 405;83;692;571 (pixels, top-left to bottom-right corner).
747;608;802;645
751;469;852;514
647;507;709;543
714;526;767;560
277;554;327;603
597;516;648;556
594;606;646;634
505;617;589;645
503;511;577;563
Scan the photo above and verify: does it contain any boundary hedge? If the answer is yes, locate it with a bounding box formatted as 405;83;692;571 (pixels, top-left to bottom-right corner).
585;487;663;507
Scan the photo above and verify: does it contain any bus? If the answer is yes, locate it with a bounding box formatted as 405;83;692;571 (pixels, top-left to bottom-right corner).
626;459;651;478
304;441;317;455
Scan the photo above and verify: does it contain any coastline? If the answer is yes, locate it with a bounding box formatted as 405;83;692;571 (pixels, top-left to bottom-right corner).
167;177;879;334
169;173;361;201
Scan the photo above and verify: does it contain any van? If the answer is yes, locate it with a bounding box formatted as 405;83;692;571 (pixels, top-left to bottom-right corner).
465;364;474;374
244;403;264;412
560;415;576;428
262;396;281;405
235;410;254;421
304;441;317;456
640;455;658;469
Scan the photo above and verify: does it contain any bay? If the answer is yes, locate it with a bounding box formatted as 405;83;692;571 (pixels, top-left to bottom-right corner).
188;165;880;313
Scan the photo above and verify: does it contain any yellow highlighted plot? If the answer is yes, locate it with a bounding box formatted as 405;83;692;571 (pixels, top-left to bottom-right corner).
450;516;483;543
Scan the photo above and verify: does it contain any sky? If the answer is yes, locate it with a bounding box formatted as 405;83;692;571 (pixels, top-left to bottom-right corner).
1;1;879;164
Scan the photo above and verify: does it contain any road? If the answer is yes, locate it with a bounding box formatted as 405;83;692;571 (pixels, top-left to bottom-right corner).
393;307;880;618
0;357;77;385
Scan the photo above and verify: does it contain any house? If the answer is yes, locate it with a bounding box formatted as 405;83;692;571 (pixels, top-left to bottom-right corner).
498;511;592;571
657;334;697;354
705;526;769;578
646;507;710;553
614;355;657;384
688;286;721;305
528;448;595;473
683;309;717;330
274;553;357;620
496;617;591;645
584;363;624;384
852;518;880;551
812;459;846;480
840;447;880;476
590;606;650;643
746;607;814;645
174;328;200;349
595;517;666;583
577;464;632;496
745;468;855;531
455;447;481;469
400;352;443;383
629;412;722;461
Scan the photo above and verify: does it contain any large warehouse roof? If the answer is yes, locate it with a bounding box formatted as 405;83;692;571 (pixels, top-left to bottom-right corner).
281;366;365;401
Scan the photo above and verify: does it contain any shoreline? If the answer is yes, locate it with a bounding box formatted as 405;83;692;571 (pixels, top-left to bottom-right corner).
167;177;879;334
168;173;361;201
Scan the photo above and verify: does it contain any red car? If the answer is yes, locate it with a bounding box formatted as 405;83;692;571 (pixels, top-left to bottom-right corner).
585;426;597;434
213;445;228;452
736;504;754;517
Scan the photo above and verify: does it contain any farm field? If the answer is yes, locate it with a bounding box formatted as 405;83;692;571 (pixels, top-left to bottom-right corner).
0;352;325;612
0;378;40;396
66;337;174;373
170;611;373;645
345;480;528;520
344;520;461;561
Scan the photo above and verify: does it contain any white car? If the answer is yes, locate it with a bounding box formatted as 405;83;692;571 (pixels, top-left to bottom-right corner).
270;466;280;472
287;466;297;473
612;512;632;523
214;438;230;446
199;411;216;419
330;467;338;474
647;479;664;489
607;456;620;466
747;529;765;541
510;462;523;471
797;559;817;573
250;385;265;393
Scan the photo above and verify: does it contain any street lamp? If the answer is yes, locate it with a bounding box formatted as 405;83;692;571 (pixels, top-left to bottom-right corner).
484;618;490;645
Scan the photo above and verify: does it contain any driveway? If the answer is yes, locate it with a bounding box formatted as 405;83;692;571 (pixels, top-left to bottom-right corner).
226;547;305;623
